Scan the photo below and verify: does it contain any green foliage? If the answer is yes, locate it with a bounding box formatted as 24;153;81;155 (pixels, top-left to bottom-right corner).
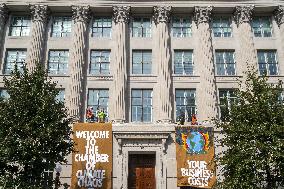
0;64;74;188
214;70;284;189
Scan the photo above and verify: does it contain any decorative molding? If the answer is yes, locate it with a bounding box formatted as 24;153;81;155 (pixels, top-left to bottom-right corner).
117;138;122;154
234;6;254;26
29;4;48;23
162;138;167;154
114;132;170;140
274;6;284;26
153;6;171;24
0;4;8;21
113;6;130;24
194;6;213;25
71;5;90;23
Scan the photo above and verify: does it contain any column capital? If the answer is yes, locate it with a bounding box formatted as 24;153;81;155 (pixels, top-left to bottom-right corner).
29;4;48;23
234;6;254;26
194;6;213;25
153;6;171;24
71;5;90;23
0;3;8;20
113;6;130;24
274;6;284;27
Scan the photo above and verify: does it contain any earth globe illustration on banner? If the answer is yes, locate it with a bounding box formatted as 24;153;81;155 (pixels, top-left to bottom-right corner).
186;131;205;153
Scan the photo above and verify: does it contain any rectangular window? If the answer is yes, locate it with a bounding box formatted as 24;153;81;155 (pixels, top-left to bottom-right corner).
175;89;196;122
252;17;272;37
132;50;152;74
55;89;65;103
0;89;9;99
219;89;237;121
257;50;278;75
132;18;151;37
48;50;69;75
4;49;26;74
92;17;112;37
212;17;232;37
87;89;109;120
9;16;31;36
174;50;194;75
278;91;284;105
172;17;192;37
131;89;152;122
90;50;110;75
52;16;72;37
215;51;236;76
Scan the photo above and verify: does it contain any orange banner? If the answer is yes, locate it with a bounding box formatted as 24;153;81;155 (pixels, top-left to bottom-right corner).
71;123;112;189
175;126;216;188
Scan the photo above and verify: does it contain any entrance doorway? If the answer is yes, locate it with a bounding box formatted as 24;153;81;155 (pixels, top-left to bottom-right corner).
128;154;156;189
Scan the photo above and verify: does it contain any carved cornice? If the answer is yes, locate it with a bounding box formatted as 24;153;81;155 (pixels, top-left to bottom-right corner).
0;4;8;21
234;6;254;26
194;6;213;25
274;6;284;27
153;6;171;24
29;4;48;23
113;6;130;24
71;5;90;23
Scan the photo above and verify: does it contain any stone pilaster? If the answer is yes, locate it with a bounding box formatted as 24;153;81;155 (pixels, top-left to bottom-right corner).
69;5;90;122
28;4;48;70
110;6;130;123
234;6;257;74
153;6;173;123
194;6;218;122
0;4;8;62
274;6;284;74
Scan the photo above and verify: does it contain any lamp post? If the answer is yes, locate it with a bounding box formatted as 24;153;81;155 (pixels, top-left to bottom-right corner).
55;163;62;189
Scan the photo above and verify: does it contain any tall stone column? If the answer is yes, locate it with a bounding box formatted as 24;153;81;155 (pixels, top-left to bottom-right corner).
194;6;218;122
153;6;173;123
110;6;130;123
0;3;8;65
234;6;257;75
69;6;90;122
28;4;48;70
275;6;284;74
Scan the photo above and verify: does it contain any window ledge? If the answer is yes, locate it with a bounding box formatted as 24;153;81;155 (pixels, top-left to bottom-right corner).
7;36;31;40
48;74;69;77
129;74;156;77
172;74;198;77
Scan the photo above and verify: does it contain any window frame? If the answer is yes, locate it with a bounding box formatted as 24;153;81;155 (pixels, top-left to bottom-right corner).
252;16;273;38
173;50;194;75
51;16;72;37
218;89;237;121
47;50;69;75
132;50;152;75
87;89;109;120
212;16;232;38
91;17;112;38
9;15;31;37
172;16;192;37
132;17;152;38
89;50;111;75
215;50;236;76
257;50;278;76
131;89;153;123
175;89;197;122
3;49;27;74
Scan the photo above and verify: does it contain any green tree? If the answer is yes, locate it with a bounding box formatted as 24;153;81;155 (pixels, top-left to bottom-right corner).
215;71;284;189
0;64;73;188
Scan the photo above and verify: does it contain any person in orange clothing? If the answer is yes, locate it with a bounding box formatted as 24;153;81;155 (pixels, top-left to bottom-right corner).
86;107;94;122
191;114;198;125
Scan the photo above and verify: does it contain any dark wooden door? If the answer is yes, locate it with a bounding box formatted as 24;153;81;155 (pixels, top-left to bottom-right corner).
128;154;156;189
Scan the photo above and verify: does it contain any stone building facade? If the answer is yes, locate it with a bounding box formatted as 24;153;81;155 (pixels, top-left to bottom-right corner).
0;0;284;188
